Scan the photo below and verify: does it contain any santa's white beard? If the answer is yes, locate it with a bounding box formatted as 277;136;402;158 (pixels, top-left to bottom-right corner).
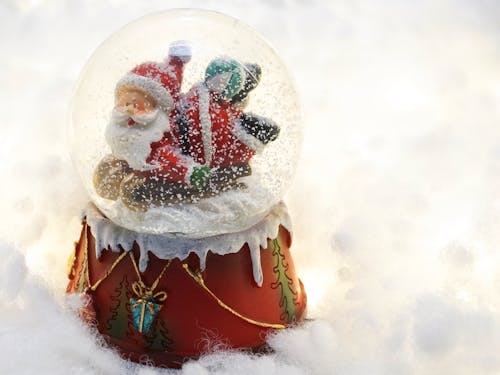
105;108;170;171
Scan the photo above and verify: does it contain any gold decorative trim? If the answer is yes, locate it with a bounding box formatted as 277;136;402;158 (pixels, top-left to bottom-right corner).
129;252;171;292
128;252;171;334
182;264;285;330
87;250;128;292
76;234;284;330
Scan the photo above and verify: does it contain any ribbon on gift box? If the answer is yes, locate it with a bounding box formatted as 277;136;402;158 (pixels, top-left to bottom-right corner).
130;281;167;333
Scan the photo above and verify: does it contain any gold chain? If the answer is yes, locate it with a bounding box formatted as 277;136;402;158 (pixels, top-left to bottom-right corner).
86;250;171;294
87;250;129;292
79;237;283;330
182;264;286;330
129;252;171;295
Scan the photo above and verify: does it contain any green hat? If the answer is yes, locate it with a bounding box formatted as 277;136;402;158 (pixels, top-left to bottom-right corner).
204;58;246;101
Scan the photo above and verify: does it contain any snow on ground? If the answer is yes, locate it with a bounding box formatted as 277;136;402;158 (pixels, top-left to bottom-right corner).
1;0;500;374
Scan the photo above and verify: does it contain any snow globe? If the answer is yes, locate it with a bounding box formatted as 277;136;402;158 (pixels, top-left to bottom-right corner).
66;9;306;368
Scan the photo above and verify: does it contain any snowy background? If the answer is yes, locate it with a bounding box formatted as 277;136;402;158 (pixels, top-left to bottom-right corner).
1;0;500;374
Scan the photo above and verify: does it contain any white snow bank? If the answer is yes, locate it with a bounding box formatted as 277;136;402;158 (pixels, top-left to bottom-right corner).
1;0;500;374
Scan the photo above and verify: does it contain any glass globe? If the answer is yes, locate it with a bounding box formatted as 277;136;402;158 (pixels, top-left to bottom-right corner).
69;9;302;237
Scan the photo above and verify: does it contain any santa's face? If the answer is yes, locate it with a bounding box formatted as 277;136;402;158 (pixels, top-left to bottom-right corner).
115;88;157;116
105;89;170;171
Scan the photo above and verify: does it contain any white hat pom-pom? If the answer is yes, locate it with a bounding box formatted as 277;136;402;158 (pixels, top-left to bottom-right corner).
168;40;192;63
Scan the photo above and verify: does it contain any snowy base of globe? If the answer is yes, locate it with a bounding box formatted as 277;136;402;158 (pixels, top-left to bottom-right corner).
67;203;307;368
91;174;278;238
84;201;292;286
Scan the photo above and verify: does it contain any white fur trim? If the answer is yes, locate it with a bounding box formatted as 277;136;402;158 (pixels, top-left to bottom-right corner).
198;84;213;166
185;163;196;187
105;109;170;171
232;119;266;153
116;73;173;111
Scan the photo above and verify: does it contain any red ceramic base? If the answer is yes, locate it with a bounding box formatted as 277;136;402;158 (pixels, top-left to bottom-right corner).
67;219;307;368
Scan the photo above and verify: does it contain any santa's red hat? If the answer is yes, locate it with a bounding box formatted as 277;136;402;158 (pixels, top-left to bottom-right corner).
115;41;191;111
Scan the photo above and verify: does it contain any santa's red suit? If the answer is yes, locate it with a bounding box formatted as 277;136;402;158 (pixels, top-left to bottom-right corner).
102;50;279;210
145;125;193;185
146;83;265;187
110;42;198;187
176;84;262;169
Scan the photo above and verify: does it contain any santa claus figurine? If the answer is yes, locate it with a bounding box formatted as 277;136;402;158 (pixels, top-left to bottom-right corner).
94;42;279;211
93;41;195;208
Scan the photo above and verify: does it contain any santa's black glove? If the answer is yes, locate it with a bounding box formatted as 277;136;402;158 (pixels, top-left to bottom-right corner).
239;113;280;144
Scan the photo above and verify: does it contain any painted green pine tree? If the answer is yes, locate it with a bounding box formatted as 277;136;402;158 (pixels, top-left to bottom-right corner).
271;238;298;323
105;275;134;340
146;317;174;352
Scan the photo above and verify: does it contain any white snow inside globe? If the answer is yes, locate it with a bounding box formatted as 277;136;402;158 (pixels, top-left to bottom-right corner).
69;9;302;237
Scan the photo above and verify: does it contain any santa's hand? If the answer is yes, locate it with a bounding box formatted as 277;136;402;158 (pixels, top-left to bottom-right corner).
190;166;211;190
